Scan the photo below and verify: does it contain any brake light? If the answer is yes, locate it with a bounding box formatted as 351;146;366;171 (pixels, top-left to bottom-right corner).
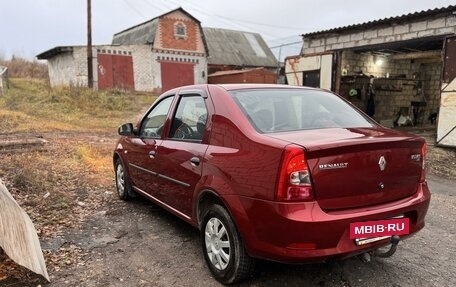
276;145;314;201
419;143;426;183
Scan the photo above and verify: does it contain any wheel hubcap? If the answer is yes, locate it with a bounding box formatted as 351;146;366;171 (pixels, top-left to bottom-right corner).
116;164;125;196
205;217;230;270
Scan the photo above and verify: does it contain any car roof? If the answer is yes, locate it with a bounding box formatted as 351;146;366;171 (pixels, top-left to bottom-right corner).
213;84;320;91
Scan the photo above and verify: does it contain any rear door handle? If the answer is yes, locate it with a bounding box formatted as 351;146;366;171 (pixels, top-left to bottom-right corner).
149;150;156;158
190;157;200;166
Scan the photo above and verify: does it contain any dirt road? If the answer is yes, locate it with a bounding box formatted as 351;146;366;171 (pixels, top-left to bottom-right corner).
36;174;454;287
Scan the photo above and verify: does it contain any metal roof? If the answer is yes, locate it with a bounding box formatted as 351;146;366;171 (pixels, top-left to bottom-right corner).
303;5;456;37
204;27;277;68
36;46;74;60
112;19;158;45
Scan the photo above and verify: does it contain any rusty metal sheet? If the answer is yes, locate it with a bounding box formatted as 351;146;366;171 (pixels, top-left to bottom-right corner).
442;36;456;84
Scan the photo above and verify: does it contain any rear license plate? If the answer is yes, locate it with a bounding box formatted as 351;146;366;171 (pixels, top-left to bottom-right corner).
350;218;409;240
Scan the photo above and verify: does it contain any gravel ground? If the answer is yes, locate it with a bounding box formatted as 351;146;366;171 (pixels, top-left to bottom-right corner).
1;126;455;287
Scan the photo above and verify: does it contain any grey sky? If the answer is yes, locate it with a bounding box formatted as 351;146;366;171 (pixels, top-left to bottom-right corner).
1;0;455;61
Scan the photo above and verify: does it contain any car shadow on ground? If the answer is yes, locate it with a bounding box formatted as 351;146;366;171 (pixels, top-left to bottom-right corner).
105;195;407;287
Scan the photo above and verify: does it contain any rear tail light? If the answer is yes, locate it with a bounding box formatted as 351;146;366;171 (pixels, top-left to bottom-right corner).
276;145;314;201
419;143;426;183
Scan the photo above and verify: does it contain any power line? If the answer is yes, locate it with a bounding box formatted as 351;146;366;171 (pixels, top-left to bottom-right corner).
165;0;281;39
141;0;174;14
122;0;148;19
269;41;303;49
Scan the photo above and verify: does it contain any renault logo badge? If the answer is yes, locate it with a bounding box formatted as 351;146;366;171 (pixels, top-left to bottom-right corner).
378;156;387;171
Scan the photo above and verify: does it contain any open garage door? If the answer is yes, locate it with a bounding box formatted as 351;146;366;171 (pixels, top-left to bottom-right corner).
285;53;334;90
437;36;456;147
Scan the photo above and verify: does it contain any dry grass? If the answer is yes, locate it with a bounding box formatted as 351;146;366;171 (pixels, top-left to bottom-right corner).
0;78;157;233
0;57;48;79
0;78;156;133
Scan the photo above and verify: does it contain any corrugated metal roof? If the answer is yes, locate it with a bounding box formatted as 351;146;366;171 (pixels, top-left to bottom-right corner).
303;5;456;37
204;27;277;68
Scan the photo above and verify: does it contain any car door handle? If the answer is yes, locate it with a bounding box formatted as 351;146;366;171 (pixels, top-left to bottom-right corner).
149;150;156;158
190;157;200;166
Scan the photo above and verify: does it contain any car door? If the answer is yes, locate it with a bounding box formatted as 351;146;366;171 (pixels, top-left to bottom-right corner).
125;96;174;195
153;90;210;218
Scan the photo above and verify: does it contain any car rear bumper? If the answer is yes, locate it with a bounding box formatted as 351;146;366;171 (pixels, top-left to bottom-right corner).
223;182;431;263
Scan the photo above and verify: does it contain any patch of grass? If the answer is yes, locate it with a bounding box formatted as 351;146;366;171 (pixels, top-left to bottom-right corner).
0;78;157;133
75;144;112;175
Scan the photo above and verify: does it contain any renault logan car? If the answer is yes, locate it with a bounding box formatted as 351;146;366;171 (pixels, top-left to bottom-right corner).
113;84;430;284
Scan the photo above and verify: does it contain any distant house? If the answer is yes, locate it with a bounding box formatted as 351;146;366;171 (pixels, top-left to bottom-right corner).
38;8;208;92
37;8;277;92
111;8;208;92
203;27;278;75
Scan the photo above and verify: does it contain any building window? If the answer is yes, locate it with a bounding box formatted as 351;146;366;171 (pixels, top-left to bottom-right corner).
174;22;187;39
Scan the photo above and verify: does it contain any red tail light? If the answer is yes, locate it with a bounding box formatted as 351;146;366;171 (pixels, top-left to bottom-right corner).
276;145;314;201
419;143;426;183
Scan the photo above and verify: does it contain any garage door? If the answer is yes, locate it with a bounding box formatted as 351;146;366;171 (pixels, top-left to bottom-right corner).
160;62;194;92
98;54;134;90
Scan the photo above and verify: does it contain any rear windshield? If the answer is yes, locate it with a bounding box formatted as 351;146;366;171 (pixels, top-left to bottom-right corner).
230;89;374;133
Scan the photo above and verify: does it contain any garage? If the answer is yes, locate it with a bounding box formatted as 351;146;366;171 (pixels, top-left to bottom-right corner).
285;5;456;147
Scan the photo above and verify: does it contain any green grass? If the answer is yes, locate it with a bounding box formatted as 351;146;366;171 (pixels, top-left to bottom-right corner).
0;78;157;133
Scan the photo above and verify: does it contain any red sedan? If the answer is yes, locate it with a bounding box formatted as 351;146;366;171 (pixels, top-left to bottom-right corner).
113;84;430;284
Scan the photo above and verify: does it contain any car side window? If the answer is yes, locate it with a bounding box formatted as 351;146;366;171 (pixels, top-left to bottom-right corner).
140;96;174;138
169;95;207;141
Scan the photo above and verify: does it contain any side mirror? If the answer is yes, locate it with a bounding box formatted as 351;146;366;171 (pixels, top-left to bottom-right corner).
118;123;134;136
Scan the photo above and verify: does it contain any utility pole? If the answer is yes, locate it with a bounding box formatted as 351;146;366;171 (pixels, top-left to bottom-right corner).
87;0;93;88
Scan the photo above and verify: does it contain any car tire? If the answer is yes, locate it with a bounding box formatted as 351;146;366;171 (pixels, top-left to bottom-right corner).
115;158;134;200
201;204;255;284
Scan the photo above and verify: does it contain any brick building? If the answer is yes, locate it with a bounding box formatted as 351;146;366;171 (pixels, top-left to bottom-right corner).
38;8;277;92
38;8;208;92
111;8;208;92
285;5;456;147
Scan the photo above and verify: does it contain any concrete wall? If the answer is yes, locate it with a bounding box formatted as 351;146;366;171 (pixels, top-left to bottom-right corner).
47;47;88;87
302;14;456;54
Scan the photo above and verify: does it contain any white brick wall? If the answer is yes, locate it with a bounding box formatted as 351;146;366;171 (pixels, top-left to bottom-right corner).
48;47;88;87
302;14;456;54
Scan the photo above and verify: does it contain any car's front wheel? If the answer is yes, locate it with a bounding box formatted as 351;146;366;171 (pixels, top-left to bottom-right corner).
201;204;255;284
115;158;134;200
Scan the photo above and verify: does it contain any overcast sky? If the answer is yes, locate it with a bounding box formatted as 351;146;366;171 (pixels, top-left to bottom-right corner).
1;0;455;61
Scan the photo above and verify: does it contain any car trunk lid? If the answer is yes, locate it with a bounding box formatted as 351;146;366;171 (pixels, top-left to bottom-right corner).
268;127;425;210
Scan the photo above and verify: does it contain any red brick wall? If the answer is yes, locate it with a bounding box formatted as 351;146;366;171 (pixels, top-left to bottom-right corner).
159;17;198;51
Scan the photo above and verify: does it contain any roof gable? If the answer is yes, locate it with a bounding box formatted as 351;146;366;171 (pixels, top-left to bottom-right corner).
112;7;201;46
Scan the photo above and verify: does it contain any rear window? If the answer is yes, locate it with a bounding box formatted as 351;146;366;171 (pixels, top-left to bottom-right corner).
230;89;374;133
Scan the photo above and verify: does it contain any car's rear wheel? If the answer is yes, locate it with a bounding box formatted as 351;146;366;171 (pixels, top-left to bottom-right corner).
201;204;255;284
115;158;134;200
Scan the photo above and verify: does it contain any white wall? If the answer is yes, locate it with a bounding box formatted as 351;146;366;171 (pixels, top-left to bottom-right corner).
48;47;88;87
